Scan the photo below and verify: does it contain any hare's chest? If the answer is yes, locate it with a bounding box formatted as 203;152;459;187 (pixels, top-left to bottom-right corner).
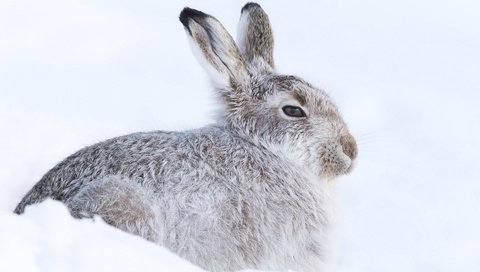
252;176;336;270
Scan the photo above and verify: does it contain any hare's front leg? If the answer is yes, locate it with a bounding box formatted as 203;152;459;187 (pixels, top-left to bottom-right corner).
66;175;160;242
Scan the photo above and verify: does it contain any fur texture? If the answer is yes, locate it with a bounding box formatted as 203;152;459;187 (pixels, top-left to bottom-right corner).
14;3;357;271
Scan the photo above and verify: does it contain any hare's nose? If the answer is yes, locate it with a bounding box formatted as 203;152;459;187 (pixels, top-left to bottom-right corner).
340;134;358;160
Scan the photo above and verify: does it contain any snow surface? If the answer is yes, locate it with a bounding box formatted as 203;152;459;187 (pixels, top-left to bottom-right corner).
1;0;479;271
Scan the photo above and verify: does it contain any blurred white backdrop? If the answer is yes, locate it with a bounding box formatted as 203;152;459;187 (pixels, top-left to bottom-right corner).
1;0;479;271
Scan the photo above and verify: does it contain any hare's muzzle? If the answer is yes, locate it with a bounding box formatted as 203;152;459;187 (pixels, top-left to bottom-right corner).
340;133;358;161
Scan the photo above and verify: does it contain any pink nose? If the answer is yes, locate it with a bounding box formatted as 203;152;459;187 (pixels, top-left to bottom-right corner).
340;134;358;160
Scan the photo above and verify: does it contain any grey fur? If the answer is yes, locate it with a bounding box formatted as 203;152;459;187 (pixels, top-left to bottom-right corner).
237;3;275;70
14;3;357;272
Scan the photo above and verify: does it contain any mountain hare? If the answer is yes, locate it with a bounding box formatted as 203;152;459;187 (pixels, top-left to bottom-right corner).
14;3;357;271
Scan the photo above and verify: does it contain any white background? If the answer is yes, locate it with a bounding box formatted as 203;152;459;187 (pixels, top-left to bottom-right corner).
1;0;479;271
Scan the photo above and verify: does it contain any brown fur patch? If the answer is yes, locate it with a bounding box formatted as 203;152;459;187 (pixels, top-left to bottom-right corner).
293;92;307;106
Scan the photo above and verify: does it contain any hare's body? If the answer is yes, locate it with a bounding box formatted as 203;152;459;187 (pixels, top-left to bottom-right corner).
15;3;357;271
19;126;332;271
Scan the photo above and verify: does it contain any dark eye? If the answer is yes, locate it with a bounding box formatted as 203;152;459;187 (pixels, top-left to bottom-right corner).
282;105;306;118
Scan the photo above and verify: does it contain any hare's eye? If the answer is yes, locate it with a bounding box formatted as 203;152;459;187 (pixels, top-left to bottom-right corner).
282;106;306;118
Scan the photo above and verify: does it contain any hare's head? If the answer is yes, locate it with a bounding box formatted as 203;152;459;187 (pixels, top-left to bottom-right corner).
180;3;357;179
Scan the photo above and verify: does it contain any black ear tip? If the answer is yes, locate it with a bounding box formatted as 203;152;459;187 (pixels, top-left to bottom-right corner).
179;8;191;28
241;2;261;13
179;7;208;28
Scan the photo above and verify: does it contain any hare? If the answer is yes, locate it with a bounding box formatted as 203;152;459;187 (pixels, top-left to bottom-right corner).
14;3;357;272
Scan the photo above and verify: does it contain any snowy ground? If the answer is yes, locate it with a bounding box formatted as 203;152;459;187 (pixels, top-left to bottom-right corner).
1;0;479;271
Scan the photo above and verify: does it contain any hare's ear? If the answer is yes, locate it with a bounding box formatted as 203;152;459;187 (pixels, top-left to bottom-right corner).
180;8;250;94
237;3;274;73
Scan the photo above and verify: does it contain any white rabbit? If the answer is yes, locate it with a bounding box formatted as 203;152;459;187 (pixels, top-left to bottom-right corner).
14;3;357;271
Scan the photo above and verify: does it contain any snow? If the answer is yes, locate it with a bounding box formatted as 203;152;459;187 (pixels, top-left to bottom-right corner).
1;0;479;271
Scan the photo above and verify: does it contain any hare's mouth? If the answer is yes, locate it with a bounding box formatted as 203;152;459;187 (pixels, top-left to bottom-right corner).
319;149;355;179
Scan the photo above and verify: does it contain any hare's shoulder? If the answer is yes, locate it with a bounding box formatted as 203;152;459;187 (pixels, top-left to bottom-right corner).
185;127;315;190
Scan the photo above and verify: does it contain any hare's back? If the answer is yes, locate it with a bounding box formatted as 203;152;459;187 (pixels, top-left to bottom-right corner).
36;130;192;201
